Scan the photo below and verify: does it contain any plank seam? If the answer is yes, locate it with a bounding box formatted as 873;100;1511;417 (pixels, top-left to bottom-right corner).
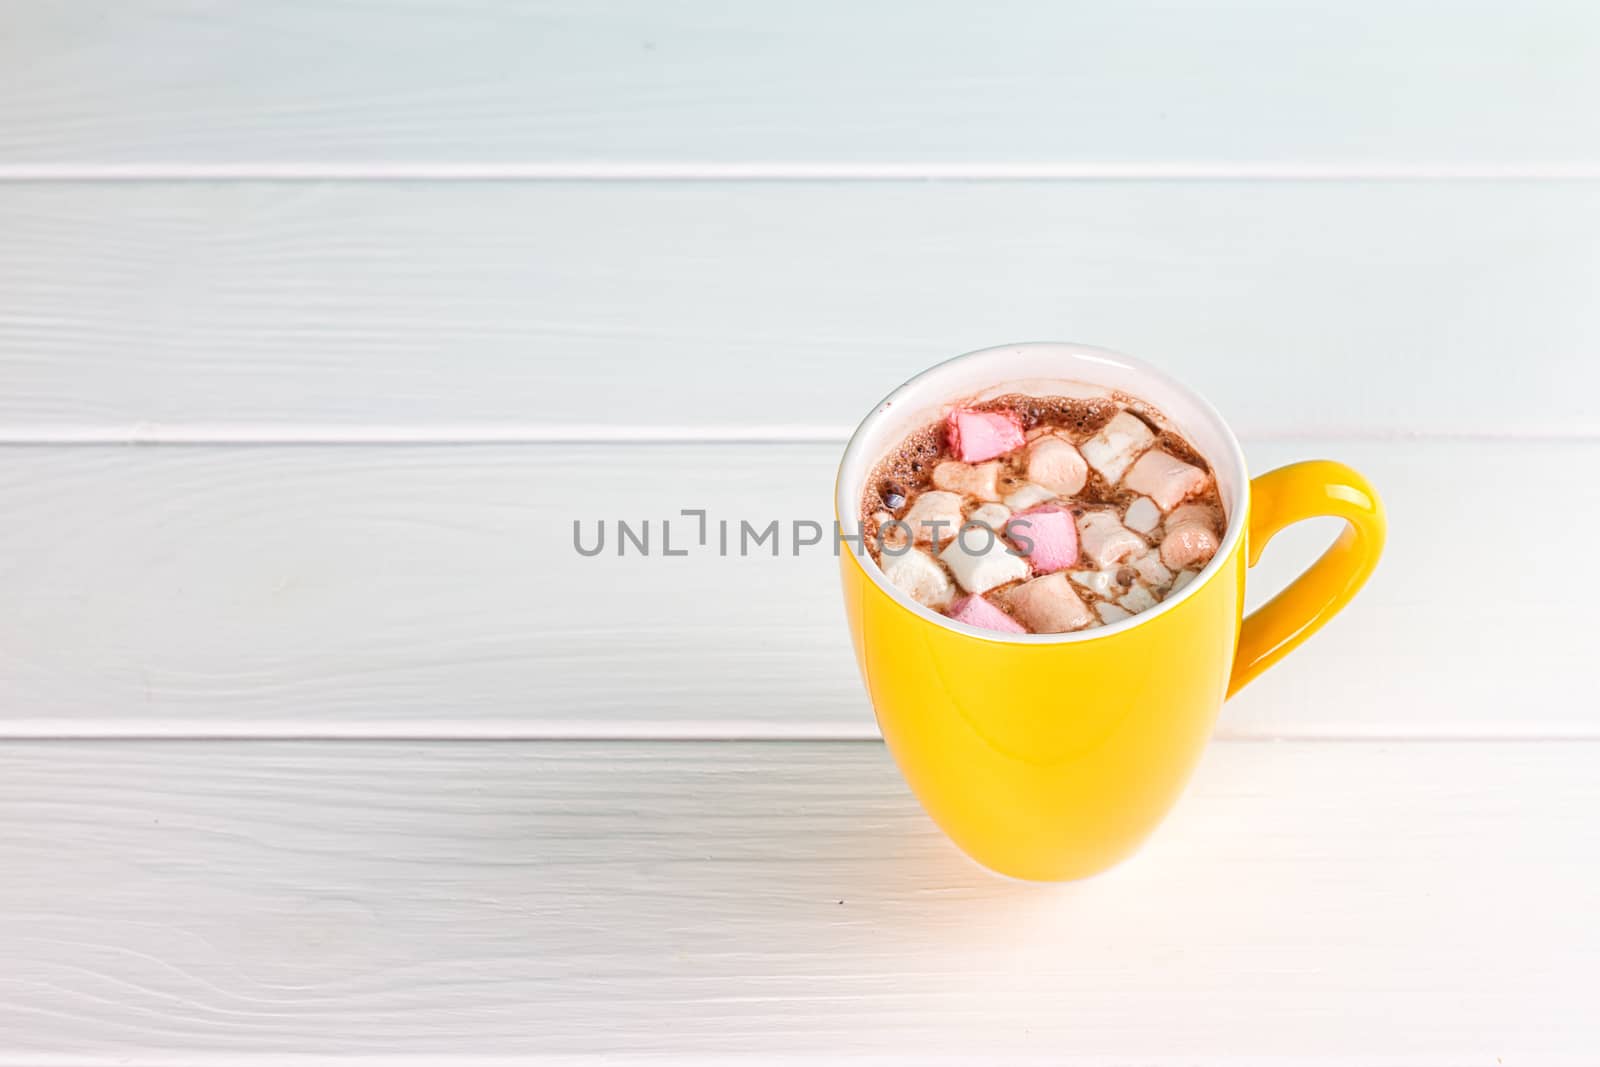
5;162;1600;182
0;724;1595;742
1;427;1596;446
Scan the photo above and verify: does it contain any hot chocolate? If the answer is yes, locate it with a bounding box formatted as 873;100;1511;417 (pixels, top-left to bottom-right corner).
861;392;1226;633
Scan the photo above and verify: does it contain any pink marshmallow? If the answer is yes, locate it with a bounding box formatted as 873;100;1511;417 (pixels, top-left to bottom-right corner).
1005;505;1079;574
948;594;1028;634
946;408;1026;463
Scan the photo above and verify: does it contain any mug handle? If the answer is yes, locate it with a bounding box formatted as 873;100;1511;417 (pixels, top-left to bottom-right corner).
1228;460;1387;697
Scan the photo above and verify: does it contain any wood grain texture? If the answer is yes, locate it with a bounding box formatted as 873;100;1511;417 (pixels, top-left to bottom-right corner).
2;1;1598;169
0;740;1592;1062
0;439;1589;738
3;181;1598;438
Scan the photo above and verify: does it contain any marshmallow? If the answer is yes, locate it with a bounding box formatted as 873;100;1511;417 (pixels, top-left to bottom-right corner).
1095;602;1133;625
1069;568;1118;599
1002;573;1096;633
1160;522;1220;570
948;593;1028;634
1005;506;1079;574
880;547;954;609
873;509;907;551
1025;436;1088;496
1131;552;1173;590
1080;411;1155;482
1003;483;1057;510
1160;504;1224;570
946;408;1026;463
1169;569;1200;595
902;490;964;545
932;460;1002;502
1118;585;1159;613
1123;495;1161;534
967;502;1011;531
1168;502;1224;533
1123;448;1209;510
1076;510;1147;568
940;531;1030;594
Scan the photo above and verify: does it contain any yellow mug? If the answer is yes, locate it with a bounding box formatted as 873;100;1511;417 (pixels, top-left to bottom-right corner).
835;342;1385;881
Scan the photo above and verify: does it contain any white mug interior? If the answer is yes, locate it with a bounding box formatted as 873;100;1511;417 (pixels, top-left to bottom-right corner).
836;341;1251;643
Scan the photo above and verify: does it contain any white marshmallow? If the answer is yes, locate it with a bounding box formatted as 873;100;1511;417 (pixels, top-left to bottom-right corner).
1131;552;1173;590
1076;510;1147;568
902;490;964;545
873;509;907;551
880;547;954;609
1169;569;1200;595
1003;483;1057;510
1123;448;1209;510
1124;495;1161;534
1002;572;1096;633
1160;518;1221;570
1118;585;1159;613
1167;502;1224;534
1095;602;1133;625
940;533;1030;594
1025;436;1089;496
1080;411;1155;482
932;460;1002;502
1159;503;1224;569
1069;568;1118;599
967;502;1011;531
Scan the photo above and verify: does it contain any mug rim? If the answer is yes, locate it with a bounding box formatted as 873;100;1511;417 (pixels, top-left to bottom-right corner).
835;341;1250;644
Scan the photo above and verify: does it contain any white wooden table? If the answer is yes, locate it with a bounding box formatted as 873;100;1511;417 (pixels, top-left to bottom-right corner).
2;4;1597;1062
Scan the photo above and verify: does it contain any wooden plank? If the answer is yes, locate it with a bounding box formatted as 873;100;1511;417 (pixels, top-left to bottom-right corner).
0;739;1591;1061
2;181;1598;438
0;439;1590;739
2;1;1598;169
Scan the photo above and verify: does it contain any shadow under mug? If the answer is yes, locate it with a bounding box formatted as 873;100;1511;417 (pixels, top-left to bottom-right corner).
835;342;1385;881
